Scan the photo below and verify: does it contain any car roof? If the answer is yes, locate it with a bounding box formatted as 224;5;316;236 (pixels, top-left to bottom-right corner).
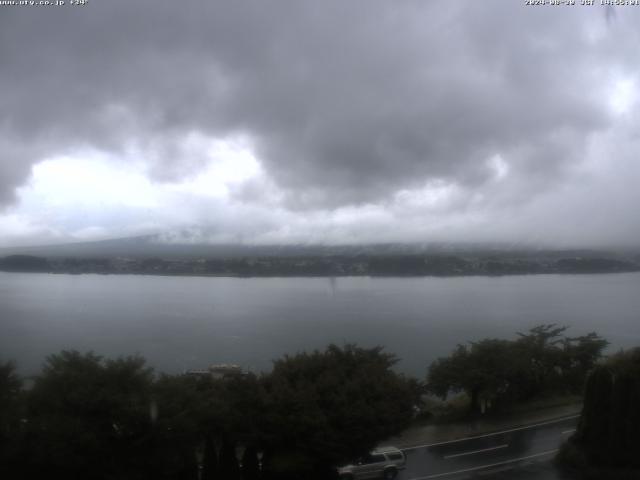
372;446;403;454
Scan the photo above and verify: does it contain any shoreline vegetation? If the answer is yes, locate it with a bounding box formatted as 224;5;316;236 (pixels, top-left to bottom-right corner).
1;345;418;480
0;325;620;479
1;252;639;277
556;348;640;480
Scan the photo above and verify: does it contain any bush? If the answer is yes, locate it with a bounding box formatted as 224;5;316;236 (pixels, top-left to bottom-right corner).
557;348;640;477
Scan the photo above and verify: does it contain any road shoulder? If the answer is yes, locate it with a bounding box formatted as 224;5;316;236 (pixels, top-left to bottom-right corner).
384;402;582;450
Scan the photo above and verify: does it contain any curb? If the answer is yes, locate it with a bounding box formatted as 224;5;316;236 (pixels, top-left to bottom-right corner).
388;407;583;451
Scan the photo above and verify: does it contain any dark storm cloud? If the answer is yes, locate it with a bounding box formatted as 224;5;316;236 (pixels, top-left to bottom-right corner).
0;1;634;209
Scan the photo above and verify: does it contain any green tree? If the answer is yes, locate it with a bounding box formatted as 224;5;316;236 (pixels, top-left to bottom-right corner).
241;445;260;480
559;332;609;392
0;361;23;475
514;325;607;397
25;351;154;480
261;344;417;479
427;339;518;414
201;434;219;480
428;325;608;414
152;371;265;480
514;324;569;397
569;348;640;470
218;439;240;479
151;374;208;479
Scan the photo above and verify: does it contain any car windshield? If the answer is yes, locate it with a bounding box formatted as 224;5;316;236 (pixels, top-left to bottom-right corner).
361;454;386;465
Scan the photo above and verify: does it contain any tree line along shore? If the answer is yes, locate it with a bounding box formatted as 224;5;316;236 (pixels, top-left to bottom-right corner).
1;253;639;277
2;324;636;479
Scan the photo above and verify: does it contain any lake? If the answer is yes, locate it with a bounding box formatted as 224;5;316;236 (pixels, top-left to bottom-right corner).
1;272;639;377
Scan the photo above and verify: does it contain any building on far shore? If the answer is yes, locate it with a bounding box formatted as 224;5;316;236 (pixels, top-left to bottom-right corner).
185;363;248;380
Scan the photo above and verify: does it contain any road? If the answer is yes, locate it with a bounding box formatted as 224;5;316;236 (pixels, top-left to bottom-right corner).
396;415;578;480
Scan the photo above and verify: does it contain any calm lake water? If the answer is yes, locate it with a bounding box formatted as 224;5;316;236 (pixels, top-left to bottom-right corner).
1;272;639;377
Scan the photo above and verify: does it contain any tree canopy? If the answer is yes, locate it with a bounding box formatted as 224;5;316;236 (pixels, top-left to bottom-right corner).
25;351;155;479
0;361;22;474
569;348;640;470
261;344;418;478
1;344;417;480
427;325;608;414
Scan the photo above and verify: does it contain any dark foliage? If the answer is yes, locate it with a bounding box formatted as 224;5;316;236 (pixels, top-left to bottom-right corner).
0;361;23;475
554;257;637;274
241;445;261;480
1;344;416;479
567;348;640;471
3;251;638;277
427;325;608;414
24;351;155;480
0;255;50;272
261;344;417;478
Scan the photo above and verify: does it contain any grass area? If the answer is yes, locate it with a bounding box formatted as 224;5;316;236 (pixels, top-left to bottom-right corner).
413;392;582;426
503;393;582;415
383;393;583;450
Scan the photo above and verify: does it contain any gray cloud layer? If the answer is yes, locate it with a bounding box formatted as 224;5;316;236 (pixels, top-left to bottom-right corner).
1;1;639;245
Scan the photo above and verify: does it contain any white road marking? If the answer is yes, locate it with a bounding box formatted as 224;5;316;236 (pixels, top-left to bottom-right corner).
401;414;580;451
407;449;558;480
561;429;576;435
443;444;509;459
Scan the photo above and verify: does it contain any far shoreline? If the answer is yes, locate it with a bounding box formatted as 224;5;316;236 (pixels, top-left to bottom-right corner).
2;269;640;279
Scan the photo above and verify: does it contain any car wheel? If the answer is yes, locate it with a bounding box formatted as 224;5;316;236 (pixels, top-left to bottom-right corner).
383;468;397;480
340;474;354;480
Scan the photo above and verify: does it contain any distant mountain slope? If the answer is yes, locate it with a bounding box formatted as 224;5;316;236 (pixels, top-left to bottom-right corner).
0;234;636;261
2;234;640;277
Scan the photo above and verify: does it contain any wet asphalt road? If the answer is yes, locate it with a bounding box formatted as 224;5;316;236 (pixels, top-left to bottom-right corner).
396;415;579;480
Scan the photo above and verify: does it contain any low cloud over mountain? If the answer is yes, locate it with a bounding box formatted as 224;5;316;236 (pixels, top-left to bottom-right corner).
1;1;639;247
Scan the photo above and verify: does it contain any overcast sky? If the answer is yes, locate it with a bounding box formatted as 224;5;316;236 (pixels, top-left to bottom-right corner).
1;1;639;248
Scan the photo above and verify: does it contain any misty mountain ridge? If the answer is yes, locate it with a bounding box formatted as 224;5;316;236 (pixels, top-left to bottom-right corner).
0;233;628;260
